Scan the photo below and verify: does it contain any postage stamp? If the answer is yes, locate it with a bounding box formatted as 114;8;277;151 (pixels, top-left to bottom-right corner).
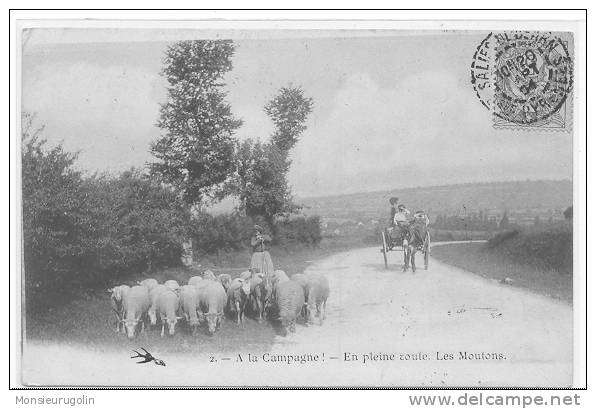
471;31;574;131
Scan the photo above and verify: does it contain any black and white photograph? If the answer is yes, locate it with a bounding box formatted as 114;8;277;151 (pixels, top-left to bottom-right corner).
11;15;586;389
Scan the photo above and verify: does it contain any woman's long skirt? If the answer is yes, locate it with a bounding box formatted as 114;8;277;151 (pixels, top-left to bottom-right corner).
250;251;274;276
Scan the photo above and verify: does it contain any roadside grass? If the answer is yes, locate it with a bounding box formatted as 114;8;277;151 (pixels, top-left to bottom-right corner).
432;240;572;304
25;235;373;353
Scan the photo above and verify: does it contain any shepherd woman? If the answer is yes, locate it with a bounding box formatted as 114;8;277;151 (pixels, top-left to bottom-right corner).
250;224;274;276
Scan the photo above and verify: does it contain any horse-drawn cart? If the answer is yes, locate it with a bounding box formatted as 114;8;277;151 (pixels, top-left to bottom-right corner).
380;222;430;271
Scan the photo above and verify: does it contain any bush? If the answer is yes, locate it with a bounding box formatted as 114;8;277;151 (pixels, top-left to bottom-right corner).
190;212;254;256
22;131;86;296
274;216;322;247
484;222;572;273
22;132;191;308
487;228;521;248
190;213;323;256
83;170;191;278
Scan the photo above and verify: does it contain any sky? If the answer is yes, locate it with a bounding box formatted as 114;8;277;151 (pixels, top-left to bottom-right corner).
21;29;572;198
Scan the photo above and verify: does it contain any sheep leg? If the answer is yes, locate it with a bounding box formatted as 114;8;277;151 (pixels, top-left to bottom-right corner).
256;298;263;322
316;303;323;325
411;247;417;273
235;301;241;325
161;323;165;337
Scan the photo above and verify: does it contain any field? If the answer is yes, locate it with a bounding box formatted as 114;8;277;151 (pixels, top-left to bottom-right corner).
25;235;371;354
300;180;572;223
432;222;573;303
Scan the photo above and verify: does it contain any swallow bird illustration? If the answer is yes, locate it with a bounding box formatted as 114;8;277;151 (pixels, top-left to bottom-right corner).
130;348;166;366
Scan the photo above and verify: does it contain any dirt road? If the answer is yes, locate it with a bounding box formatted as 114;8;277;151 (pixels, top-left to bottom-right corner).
22;244;573;387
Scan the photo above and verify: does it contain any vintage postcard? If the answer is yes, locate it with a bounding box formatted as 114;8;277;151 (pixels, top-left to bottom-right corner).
11;15;586;388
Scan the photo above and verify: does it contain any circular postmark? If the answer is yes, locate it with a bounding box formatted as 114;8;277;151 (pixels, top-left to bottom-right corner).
470;32;494;111
493;32;573;126
470;31;573;130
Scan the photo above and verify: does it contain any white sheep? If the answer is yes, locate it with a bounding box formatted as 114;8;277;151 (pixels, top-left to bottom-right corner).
148;284;167;325
138;278;159;290
188;275;203;287
108;284;130;333
122;285;151;339
155;288;181;337
164;279;180;292
305;273;329;325
180;285;200;335
274;280;305;335
199;281;226;335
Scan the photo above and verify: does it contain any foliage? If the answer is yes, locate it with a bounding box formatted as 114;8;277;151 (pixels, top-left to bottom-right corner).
432;211;499;231
84;170;191;276
274;216;322;247
150;40;242;205
229;86;313;223
486;228;521;248
190;212;322;256
230;139;298;222
265;86;314;157
22;115;85;293
190;212;254;256
485;221;572;273
432;242;572;303
22;120;190;308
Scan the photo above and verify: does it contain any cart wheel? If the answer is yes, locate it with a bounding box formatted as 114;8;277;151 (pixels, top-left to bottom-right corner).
381;231;388;269
424;231;430;270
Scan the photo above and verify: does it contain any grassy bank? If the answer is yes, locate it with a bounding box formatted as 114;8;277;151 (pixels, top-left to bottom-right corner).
432;222;573;303
25;235;372;353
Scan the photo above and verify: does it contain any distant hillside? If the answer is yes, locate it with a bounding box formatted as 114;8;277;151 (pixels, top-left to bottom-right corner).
298;180;573;223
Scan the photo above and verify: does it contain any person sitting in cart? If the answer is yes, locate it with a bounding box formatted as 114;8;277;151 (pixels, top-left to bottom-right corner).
393;204;411;226
388;197;399;227
388;204;411;245
385;198;399;249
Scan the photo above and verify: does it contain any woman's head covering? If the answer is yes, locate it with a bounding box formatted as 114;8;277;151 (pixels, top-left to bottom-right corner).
389;197;399;205
254;224;264;233
398;204;406;211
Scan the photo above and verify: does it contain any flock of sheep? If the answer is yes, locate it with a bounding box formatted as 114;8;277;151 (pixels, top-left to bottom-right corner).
108;269;330;339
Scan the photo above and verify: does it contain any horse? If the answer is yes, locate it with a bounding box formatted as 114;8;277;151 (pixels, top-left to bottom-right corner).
404;220;429;273
391;223;412;272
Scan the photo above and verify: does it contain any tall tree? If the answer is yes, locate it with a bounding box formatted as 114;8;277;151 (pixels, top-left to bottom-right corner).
265;86;314;164
150;40;242;205
230;86;313;224
232;139;296;223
